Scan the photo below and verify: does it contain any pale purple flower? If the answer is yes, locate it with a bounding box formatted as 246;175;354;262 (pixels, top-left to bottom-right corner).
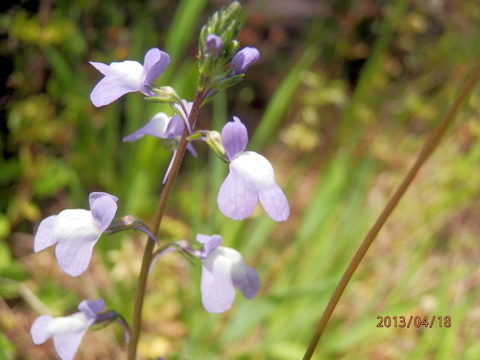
148;234;259;313
231;47;259;75
217;117;289;221
123;102;197;182
31;299;105;360
196;234;259;313
90;48;170;107
34;192;118;277
204;34;223;59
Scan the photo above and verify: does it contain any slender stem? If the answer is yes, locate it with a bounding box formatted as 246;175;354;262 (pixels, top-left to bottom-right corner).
303;62;480;360
127;91;204;360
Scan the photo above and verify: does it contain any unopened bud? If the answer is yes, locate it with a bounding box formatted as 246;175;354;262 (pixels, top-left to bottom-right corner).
146;86;179;103
204;34;223;59
231;47;260;75
205;130;229;162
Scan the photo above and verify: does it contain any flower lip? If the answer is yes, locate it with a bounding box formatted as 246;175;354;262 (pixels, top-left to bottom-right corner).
230;151;276;189
45;313;88;335
111;61;144;90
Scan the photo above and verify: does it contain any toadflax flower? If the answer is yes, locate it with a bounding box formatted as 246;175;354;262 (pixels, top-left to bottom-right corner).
149;234;259;313
90;48;170;107
123;101;197;182
231;47;259;75
196;234;259;313
31;299;105;360
34;192;118;277
217;117;289;221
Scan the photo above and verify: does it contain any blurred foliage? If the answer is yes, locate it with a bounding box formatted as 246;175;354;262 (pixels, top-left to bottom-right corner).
1;0;480;359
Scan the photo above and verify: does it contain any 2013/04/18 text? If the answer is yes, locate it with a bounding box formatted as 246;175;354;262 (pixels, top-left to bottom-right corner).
376;315;451;328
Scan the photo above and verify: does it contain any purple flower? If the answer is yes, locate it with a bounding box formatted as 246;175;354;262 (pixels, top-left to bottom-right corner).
217;117;289;221
231;47;259;75
90;48;170;107
31;299;105;360
196;234;259;313
34;192;118;277
122;102;194;147
204;34;223;59
123;102;197;182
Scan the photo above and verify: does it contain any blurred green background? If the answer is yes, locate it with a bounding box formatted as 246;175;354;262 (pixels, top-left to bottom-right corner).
2;0;480;359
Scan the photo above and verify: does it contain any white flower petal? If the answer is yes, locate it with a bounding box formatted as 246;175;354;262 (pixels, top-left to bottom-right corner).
53;209;100;241
46;313;88;336
108;61;144;91
230;151;276;190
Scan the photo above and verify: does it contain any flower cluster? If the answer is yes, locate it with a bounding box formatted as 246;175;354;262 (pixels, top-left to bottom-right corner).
31;3;289;359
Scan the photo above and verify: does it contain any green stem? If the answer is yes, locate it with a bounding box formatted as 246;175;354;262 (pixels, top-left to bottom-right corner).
127;91;204;360
302;62;480;360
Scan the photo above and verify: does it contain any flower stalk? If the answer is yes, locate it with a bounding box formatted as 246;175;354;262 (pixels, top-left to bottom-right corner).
302;61;480;360
127;89;204;360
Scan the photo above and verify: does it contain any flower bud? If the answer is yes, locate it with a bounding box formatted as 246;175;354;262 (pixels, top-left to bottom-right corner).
204;34;223;59
198;2;243;79
146;86;179;103
231;47;260;75
205;130;228;162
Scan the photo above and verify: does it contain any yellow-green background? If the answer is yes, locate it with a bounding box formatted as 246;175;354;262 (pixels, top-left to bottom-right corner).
1;0;480;359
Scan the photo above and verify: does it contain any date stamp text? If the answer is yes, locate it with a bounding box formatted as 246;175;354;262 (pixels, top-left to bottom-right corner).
376;315;451;328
